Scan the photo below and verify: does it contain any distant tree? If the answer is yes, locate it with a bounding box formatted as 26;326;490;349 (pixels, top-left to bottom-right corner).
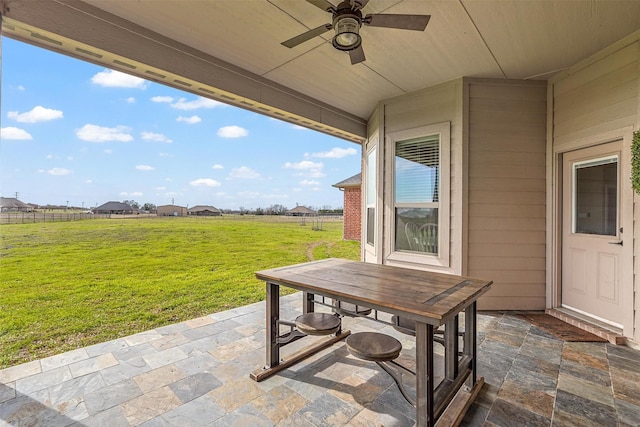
270;204;287;215
255;207;264;215
123;200;140;209
142;203;156;212
239;206;245;215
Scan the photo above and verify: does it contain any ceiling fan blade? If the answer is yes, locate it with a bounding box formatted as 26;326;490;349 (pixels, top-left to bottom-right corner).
305;0;335;12
281;24;333;48
350;0;370;11
364;14;431;31
349;45;366;65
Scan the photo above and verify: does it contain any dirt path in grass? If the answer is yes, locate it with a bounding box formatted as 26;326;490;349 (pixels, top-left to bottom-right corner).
307;242;335;260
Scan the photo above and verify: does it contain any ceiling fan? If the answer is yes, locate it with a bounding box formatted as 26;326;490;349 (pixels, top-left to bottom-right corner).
281;0;430;65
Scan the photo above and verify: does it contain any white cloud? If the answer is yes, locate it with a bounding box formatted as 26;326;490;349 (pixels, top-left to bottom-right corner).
284;160;322;170
217;125;248;138
190;178;221;187
155;186;166;191
292;124;308;130
120;191;143;197
228;166;260;179
159;152;171;157
177;115;202;124
76;124;133;143
151;96;174;103
141;132;172;143
48;167;72;176
284;160;325;178
126;97;136;103
171;97;223;110
91;69;147;89
104;149;113;154
46;154;53;159
85;179;93;184
17;85;25;91
136;165;155;171
0;127;32;140
308;147;358;159
300;179;320;186
211;164;224;169
7;106;63;123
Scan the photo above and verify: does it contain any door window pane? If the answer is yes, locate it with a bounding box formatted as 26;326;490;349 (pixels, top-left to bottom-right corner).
573;156;617;236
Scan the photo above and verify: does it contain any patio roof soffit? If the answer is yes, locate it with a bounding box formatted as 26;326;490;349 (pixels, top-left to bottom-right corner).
0;0;367;143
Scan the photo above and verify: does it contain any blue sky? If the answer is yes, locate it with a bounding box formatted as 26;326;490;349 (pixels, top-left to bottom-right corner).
0;37;361;211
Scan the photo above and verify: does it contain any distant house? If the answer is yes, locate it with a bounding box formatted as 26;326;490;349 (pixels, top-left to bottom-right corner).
333;173;361;241
157;204;188;217
286;205;316;217
93;201;134;215
188;205;222;216
0;197;33;212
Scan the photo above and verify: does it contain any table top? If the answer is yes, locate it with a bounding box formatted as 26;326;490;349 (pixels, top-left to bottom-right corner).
256;258;492;325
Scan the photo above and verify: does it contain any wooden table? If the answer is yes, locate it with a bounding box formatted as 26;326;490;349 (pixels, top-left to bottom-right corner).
250;258;492;427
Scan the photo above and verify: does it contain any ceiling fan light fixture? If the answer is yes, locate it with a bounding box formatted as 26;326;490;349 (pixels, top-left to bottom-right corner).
332;16;361;51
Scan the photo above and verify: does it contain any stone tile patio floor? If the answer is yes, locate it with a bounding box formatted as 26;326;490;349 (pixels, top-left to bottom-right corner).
1;292;640;426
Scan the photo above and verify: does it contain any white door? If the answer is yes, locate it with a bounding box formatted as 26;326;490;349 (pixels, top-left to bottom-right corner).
562;141;627;328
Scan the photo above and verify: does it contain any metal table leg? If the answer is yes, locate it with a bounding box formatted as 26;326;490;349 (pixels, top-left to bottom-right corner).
464;301;477;386
416;322;435;427
445;315;459;381
266;281;280;368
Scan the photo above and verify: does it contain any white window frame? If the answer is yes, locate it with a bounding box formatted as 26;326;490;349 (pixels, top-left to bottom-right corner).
386;122;450;268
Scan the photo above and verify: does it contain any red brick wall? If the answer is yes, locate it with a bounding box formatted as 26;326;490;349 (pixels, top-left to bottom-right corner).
343;187;361;241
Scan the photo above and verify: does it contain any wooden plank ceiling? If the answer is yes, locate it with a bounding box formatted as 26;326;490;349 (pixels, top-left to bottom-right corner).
2;0;640;142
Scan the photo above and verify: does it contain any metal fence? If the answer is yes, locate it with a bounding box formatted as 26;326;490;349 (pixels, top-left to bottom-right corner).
0;212;110;224
0;212;343;225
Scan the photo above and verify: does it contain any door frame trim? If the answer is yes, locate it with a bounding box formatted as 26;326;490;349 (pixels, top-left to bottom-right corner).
549;126;635;337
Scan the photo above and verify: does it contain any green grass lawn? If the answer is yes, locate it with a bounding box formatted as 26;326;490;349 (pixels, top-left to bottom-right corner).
0;216;360;368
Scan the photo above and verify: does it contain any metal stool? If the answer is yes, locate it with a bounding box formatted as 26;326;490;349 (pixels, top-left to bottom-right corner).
294;312;341;336
392;315;464;347
346;332;415;406
332;300;372;317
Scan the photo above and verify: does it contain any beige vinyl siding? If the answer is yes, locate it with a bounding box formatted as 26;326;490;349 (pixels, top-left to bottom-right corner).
466;79;547;310
379;79;463;275
552;40;639;149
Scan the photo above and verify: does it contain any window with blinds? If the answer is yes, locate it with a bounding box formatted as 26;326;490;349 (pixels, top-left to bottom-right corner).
366;148;376;246
394;134;440;254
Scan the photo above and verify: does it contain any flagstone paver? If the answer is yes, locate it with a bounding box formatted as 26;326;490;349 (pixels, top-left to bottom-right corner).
1;292;639;426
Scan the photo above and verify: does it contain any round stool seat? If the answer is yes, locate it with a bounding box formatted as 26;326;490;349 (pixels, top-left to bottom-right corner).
346;332;402;362
295;313;341;336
